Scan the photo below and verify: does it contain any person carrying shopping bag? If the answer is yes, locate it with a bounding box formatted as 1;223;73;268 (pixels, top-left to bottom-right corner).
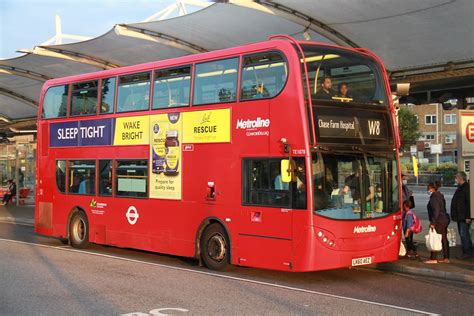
425;181;450;264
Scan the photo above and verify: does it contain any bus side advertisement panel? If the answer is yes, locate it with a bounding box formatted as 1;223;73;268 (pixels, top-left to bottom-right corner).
150;113;183;200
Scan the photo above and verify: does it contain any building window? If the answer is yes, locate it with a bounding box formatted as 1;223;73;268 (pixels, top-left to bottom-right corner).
445;134;456;144
420;134;435;141
444;114;457;125
425;115;437;125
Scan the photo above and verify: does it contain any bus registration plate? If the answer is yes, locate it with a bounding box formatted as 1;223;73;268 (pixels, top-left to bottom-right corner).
351;256;372;266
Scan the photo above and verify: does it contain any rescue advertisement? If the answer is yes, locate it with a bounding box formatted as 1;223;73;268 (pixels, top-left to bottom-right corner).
182;108;231;143
149;113;182;200
114;115;149;145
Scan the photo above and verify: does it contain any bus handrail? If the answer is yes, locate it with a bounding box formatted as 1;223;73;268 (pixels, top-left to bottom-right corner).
268;34;317;147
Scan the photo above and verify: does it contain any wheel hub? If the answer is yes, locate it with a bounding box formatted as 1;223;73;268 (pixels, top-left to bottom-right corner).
207;233;226;262
73;218;86;242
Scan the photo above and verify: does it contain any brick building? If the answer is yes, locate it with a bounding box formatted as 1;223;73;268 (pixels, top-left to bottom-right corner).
402;104;459;163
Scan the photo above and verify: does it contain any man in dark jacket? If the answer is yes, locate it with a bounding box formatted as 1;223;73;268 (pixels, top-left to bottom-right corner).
450;171;472;259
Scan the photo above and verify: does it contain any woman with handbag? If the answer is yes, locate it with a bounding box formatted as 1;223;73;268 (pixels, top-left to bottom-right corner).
425;181;450;264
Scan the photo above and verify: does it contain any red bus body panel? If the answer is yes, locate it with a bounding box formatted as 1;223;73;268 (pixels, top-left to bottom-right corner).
35;39;401;272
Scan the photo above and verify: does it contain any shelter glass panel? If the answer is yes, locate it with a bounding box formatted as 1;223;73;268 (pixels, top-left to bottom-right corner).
70;80;98;116
42;85;68;119
100;77;116;114
193;58;239;105
117;72;151;113
153;66;191;109
241;52;288;100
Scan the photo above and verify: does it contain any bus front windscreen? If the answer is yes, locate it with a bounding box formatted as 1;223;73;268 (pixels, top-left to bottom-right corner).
301;45;388;106
311;152;399;220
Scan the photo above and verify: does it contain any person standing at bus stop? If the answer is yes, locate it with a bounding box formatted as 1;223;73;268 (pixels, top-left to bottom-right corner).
450;171;472;259
425;181;450;264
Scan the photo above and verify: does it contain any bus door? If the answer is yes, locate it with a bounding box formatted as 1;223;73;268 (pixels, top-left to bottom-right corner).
238;158;305;270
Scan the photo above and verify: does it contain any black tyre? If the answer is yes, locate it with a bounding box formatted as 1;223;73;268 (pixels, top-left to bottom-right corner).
69;211;89;249
200;223;230;271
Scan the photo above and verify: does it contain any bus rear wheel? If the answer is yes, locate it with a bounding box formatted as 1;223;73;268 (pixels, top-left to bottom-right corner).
69;211;89;249
200;223;230;271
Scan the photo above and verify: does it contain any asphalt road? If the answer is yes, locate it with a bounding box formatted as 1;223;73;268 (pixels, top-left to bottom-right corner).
1;222;473;315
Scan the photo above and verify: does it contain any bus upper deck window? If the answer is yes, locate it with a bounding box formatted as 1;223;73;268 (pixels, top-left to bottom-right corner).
42;85;68;119
153;66;191;109
193;58;239;106
100;77;116;114
71;80;98;116
241;52;288;101
117;72;151;113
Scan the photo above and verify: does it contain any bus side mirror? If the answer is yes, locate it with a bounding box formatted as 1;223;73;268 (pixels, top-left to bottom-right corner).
281;160;291;183
396;83;410;97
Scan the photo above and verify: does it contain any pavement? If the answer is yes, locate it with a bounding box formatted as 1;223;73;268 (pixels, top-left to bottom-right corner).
1;192;473;284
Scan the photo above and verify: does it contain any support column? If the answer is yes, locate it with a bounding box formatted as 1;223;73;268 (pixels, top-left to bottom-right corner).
15;144;20;206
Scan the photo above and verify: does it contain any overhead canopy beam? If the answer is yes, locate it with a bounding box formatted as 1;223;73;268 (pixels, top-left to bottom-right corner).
18;47;121;70
115;24;208;54
390;61;474;83
235;0;358;48
0;65;50;82
0;87;39;109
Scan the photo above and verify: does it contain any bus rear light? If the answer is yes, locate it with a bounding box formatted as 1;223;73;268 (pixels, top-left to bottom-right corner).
395;225;399;230
323;237;328;243
387;235;391;240
317;231;323;238
329;241;334;247
391;231;395;236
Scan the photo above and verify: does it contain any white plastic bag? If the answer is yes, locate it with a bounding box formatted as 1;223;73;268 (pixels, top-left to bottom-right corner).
425;227;442;252
399;240;406;257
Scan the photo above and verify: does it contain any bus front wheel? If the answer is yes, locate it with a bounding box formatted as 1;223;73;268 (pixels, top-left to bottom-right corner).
69;211;89;249
200;223;230;271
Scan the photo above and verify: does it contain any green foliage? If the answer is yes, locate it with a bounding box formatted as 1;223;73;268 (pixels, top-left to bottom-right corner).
437;163;458;185
400;161;458;186
397;107;421;152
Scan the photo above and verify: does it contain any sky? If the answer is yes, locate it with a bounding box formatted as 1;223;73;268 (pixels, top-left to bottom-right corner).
0;0;208;59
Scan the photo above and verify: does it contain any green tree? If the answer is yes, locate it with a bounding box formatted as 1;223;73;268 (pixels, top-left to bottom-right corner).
397;106;421;152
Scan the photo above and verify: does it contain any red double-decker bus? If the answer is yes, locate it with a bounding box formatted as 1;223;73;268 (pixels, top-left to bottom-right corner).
36;36;402;271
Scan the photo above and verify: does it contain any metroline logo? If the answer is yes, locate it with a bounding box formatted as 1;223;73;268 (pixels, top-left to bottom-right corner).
353;225;377;234
236;117;270;129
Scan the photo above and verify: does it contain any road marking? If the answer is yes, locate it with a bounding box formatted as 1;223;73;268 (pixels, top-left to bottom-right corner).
0;237;437;315
0;219;34;227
